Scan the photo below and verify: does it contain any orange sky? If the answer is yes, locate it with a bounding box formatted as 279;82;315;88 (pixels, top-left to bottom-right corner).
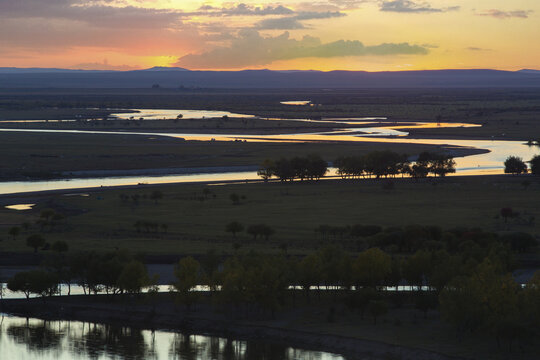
0;1;539;71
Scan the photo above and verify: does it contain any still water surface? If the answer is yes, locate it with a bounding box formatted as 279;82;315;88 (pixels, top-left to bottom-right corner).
0;314;345;360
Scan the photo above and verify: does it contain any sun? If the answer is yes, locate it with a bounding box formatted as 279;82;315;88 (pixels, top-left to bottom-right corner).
144;56;179;68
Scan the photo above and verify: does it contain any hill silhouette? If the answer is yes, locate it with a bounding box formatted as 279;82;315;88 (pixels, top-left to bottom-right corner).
1;68;539;88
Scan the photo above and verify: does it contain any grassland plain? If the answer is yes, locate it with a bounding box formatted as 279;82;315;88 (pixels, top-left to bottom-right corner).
1;176;539;255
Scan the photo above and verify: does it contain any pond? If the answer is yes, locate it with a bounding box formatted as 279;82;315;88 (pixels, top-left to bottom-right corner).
0;314;346;360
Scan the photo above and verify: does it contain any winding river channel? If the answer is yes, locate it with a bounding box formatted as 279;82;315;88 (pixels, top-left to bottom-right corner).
0;108;539;196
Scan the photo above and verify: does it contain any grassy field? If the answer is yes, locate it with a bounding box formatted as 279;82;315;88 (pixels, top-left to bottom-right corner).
1;175;539;255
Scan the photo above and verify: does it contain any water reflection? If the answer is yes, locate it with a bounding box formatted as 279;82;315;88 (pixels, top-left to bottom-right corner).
72;323;156;360
6;319;64;351
0;315;345;360
280;101;311;106
4;204;35;210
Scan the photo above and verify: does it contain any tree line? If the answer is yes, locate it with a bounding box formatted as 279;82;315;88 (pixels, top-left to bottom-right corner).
171;242;539;350
257;151;456;182
5;226;539;352
257;154;328;182
6;250;154;298
336;151;456;179
315;224;537;254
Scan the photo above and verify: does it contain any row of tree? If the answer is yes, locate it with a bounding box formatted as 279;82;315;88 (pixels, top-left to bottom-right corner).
7;250;153;298
335;151;456;179
315;224;538;254
169;245;540;348
226;221;275;240
5;238;539;350
256;151;456;182
257;154;328;182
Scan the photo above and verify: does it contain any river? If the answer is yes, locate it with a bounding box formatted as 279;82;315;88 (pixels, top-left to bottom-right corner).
0;108;538;196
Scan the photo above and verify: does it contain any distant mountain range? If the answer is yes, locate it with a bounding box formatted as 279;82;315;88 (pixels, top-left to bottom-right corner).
1;67;539;88
517;69;540;74
0;66;190;74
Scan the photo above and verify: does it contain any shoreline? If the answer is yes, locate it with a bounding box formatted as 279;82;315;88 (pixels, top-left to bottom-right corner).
0;170;529;204
0;296;469;360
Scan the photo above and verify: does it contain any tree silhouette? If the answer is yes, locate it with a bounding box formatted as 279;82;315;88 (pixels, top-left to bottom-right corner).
530;155;540;175
273;158;295;182
430;155;456;177
247;224;275;241
226;221;244;238
410;163;429;179
174;257;201;308
7;270;58;298
504;156;528;175
202;187;212;199
352;248;391;288
26;234;46;253
8;226;20;241
257;159;275;181
117;260;149;294
500;207;516;223
229;193;241;205
150;190;163;204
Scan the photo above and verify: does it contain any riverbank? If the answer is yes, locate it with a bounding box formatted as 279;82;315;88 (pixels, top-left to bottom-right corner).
0;295;477;360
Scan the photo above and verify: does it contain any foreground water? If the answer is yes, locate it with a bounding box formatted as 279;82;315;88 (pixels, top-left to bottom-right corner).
0;109;538;196
0;314;345;360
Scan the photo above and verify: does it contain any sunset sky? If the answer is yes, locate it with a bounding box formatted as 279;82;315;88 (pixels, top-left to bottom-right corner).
1;0;539;71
